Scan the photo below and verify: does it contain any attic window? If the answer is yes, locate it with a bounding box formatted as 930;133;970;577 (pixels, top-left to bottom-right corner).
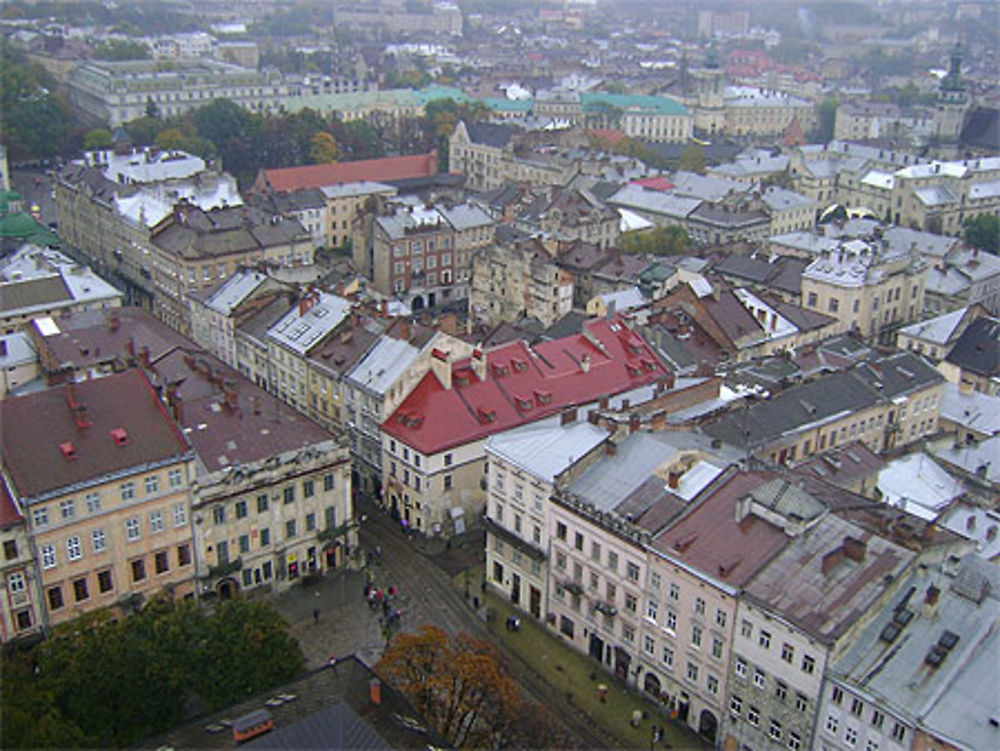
515;395;534;412
626;363;642;377
491;363;510;377
110;428;129;446
60;442;78;461
511;358;529;373
534;389;552;405
477;407;497;424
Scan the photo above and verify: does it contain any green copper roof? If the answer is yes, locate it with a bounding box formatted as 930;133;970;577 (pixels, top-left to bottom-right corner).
581;92;691;117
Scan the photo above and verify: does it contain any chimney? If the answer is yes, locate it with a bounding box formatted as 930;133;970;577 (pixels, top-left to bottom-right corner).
668;469;682;489
580;354;591;373
109;314;120;333
922;585;940;620
471;347;487;381
629;413;641;433
172;393;184;424
430;348;452;390
140;346;151;369
299;289;320;317
225;389;239;412
605;440;617;456
370;678;382;706
560;407;578;425
252;396;262;416
843;537;866;563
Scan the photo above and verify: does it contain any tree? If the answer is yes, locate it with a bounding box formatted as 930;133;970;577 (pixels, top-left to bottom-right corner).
91;39;150;61
145;96;160;120
814;97;839;144
193;98;252;152
309;131;339;164
964;214;1000;254
378;625;560;749
84;128;113;151
622;224;691;256
677;144;707;174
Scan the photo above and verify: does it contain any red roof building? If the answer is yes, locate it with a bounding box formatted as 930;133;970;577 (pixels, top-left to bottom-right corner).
379;317;671;533
252;151;439;194
631;176;676;192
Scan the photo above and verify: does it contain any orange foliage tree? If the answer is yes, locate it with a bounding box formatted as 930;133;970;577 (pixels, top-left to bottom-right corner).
377;625;564;749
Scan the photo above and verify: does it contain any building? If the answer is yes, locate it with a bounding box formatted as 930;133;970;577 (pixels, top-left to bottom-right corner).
704;350;945;462
0;480;41;642
248;188;328;249
897;305;988;363
0;370;198;629
0;331;39;397
251;154;437;196
30;307;357;597
355;199;494;309
0;245;123;335
938;315;1000;396
66;59;291;127
580;93;693;143
380;317;671;535
721;87;816;138
815;554;1000;751
800;237;927;341
469;237;574;329
449;121;517;193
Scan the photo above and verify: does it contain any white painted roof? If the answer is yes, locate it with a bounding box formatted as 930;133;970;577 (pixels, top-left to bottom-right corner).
267;292;351;355
487;420;610;482
876;453;964;520
345;335;421;397
898;306;969;345
205;270;269;315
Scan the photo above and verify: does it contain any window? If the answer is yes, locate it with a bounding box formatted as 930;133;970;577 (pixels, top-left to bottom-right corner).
754;668;766;689
802;654;815;674
669;582;680;601
891;723;906;743
60;499;76;520
712;637;724;659
283;486;295;504
169;468;183;488
788;732;802;750
623;624;635;644
66;536;82;561
173;503;187;527
33;507;49;528
324;473;336;491
865;741;879;751
555;551;566;570
260;528;271;546
48;585;64;610
213;506;226;525
795;693;808;712
41;543;56;569
89;527;106;553
125;517;140;541
217;541;229;564
747;706;760;726
666;610;677;631
257;494;269;513
647;600;659;621
707;674;719;695
285;519;297;539
444;453;453;467
691;625;703;648
694;596;706;615
556;522;567;540
662;645;674;667
306;513;316;532
131;559;146;582
759;630;771;648
782;643;794;663
851;698;864;717
871;710;884;729
735;656;748;677
8;571;25;593
741;619;752;638
235;500;248;519
97;569;113;593
626;562;640;582
825;715;839;734
644;635;655;655
238;533;250;554
590;541;601;561
845;727;857;746
150;510;164;533
145;476;159;495
155;550;169;574
775;680;788;701
574;531;584;551
121;482;135;501
86;492;102;514
832;686;844;705
715;609;727;628
686;662;699;682
625;593;637;612
807;291;818;307
730;695;743;714
177;544;191;567
607;550;618;571
303;479;315;498
769;720;783;742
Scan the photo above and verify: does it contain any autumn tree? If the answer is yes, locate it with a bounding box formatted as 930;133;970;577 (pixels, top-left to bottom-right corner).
622;224;691;256
84;128;113;150
309;131;339;163
676;144;707;174
378;625;566;749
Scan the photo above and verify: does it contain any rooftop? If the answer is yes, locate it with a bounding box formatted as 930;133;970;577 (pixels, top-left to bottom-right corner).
944;315;1000;377
487;420;610;484
257;152;438;193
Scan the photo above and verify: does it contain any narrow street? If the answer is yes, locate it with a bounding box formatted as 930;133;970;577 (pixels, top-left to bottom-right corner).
275;497;622;749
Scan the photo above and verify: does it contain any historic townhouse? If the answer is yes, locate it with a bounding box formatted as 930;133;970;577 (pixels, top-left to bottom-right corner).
0;482;41;642
381;317;671;535
0;370;197;629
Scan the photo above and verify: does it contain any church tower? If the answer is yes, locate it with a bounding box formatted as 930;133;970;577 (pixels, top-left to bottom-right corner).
692;41;726;135
934;42;969;145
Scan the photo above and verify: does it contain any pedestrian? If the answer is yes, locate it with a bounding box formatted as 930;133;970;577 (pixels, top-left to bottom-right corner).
313;607;321;624
375;544;382;559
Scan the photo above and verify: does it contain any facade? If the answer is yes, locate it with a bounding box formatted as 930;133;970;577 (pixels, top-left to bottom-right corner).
580;93;693;143
897;305;988;363
0;481;41;642
0;370;198;629
469;238;574;329
0;332;39;397
356;200;495;309
938;315;1000;396
722;87;816;138
380;317;671;535
449;121;516;193
704;350;945;462
800;238;927;341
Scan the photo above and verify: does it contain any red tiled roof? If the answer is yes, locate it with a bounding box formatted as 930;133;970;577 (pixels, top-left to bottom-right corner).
0;477;22;529
588;128;627;146
652;470;789;587
257;152;439;193
383;317;669;454
0;370;190;500
631;177;676;192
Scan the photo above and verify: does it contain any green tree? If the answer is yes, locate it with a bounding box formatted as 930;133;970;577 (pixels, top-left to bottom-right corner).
91;38;150;61
309;131;339;164
964;214;1000;254
83;128;113;150
622;224;691;256
1;40;71;160
193;98;252;152
677;144;707;174
814;98;839;144
145;96;160;120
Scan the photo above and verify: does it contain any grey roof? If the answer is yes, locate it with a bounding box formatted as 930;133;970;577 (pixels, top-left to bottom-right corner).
487;420;610;482
0;331;36;366
898;306;971;345
464;121;514;148
831;555;1000;742
748;477;826;522
267;292;352;356
939;383;1000;435
345;335;421;397
606;184;701;220
670;171;745;202
760;186;815;211
246;702;389;750
944;316;1000;377
205;269;269;315
933;433;1000;486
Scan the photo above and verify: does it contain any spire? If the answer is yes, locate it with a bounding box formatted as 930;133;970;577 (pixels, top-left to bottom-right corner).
705;39;720;70
941;42;965;93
